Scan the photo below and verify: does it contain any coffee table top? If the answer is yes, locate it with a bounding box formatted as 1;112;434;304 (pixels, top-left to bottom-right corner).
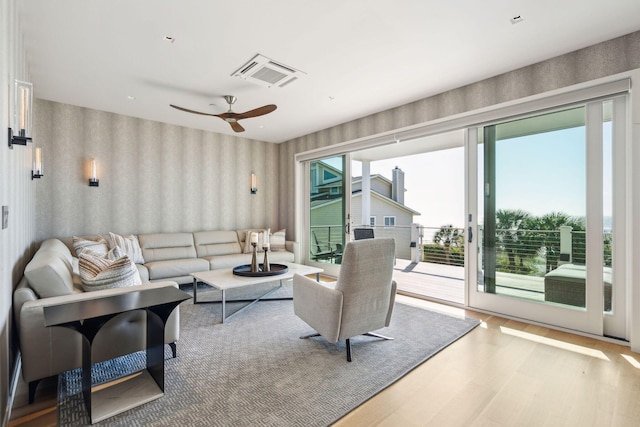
191;262;323;290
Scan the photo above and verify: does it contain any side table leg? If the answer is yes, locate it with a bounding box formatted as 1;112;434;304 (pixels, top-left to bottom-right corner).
221;289;226;323
193;278;198;303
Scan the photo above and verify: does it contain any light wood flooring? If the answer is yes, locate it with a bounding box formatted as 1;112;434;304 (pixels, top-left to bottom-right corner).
9;295;640;427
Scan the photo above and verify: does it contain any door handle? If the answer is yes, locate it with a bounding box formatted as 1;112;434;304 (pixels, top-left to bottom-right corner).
345;222;350;235
468;227;473;243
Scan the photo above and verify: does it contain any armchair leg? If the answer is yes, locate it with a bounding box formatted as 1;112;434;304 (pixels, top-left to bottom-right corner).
346;338;352;362
169;342;177;358
364;332;394;341
300;332;321;339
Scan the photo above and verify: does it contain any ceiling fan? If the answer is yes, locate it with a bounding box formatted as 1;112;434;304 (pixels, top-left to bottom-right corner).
169;95;277;133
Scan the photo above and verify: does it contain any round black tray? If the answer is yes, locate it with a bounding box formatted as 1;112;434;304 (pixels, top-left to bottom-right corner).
232;263;289;277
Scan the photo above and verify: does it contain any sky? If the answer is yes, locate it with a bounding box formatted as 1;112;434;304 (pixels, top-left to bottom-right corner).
349;121;612;231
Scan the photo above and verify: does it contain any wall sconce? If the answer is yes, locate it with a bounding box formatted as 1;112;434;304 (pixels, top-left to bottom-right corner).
32;146;43;179
8;80;33;148
88;158;99;187
250;173;258;194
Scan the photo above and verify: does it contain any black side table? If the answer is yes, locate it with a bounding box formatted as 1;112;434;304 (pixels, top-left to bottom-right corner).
44;286;191;424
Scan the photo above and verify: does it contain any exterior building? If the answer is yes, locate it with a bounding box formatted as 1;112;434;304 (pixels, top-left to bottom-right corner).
311;162;420;259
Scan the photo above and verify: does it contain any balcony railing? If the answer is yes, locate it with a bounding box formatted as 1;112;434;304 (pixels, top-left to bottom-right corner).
309;224;611;274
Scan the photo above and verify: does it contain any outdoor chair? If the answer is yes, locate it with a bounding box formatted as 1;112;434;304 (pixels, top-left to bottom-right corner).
293;238;396;361
353;228;375;240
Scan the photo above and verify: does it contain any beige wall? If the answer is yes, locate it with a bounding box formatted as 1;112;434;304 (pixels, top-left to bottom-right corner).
278;31;640;238
33;100;280;240
1;0;36;422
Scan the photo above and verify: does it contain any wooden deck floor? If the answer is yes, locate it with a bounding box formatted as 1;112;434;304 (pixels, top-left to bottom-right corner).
393;259;545;305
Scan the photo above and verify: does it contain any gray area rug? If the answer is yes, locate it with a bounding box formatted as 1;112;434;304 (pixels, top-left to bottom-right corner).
58;282;479;426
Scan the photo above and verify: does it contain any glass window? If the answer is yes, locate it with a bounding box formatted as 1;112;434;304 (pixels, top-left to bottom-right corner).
384;216;396;227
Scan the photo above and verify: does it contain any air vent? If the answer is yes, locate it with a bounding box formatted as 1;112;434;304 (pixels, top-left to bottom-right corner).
232;54;305;88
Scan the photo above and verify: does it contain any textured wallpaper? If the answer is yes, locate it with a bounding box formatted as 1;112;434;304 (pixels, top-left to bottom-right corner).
34;100;279;240
278;31;640;238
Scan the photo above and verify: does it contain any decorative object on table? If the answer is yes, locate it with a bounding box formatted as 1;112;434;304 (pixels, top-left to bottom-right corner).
231;263;289;277
250;232;259;272
262;231;270;271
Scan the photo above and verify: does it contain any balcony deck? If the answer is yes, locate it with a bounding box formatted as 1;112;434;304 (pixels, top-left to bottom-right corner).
393;258;545;305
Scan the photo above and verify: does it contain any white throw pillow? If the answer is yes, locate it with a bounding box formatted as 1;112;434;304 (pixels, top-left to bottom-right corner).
79;247;142;292
269;229;286;251
107;232;145;264
73;236;109;257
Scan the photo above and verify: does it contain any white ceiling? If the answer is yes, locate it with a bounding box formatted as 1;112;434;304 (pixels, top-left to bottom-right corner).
17;0;640;143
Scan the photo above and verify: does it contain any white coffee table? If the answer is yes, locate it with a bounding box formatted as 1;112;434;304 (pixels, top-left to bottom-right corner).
190;262;323;323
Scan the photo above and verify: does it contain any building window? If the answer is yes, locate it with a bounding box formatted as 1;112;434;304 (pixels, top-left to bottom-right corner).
384;216;396;227
369;216;376;227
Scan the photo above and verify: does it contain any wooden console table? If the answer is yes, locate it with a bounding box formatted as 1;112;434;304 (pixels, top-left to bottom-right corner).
44;287;191;424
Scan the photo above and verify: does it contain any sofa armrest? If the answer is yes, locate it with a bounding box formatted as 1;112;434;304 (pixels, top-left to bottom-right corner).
293;273;343;343
286;241;299;263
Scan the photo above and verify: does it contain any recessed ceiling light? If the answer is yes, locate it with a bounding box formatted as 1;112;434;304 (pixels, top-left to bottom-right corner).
511;15;524;24
127;95;136;100
163;35;176;43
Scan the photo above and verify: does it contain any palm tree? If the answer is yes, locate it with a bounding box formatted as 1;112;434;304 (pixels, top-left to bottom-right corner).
495;209;532;272
528;212;585;272
433;225;463;265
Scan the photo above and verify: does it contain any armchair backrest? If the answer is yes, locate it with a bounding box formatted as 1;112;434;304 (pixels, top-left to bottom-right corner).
335;238;395;339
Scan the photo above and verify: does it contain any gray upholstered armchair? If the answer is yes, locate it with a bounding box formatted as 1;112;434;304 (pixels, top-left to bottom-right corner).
293;238;397;361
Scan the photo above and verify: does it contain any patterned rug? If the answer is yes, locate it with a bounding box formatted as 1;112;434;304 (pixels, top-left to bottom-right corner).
58;283;479;426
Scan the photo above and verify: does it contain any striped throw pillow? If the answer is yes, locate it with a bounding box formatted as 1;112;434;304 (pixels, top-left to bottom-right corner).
108;232;145;264
79;248;142;292
73;236;109;257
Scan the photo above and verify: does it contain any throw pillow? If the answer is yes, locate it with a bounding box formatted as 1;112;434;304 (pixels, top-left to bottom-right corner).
269;229;286;251
73;236;109;257
79;248;142;292
243;228;270;253
107;232;145;264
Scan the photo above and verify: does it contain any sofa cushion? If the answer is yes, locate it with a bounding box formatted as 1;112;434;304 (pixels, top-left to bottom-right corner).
24;247;74;298
194;230;242;257
144;258;209;281
138;233;197;262
79;248;142;292
108;232;145;264
73;236;109;257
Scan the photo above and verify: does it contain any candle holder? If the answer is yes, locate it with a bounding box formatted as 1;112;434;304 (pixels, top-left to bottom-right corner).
262;245;270;272
250;242;259;272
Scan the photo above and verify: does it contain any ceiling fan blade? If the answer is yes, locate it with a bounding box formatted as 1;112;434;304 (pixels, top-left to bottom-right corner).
229;121;245;132
235;104;277;120
169;104;217;116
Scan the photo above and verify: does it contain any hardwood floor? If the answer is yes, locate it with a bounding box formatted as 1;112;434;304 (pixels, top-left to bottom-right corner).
9;295;640;426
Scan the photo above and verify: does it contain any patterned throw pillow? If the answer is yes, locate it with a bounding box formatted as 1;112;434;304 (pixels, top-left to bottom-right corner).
73;236;109;257
269;229;286;251
107;232;145;264
243;229;270;253
79;247;142;292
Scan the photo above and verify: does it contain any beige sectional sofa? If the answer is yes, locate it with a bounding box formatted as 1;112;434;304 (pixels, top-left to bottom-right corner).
14;228;295;403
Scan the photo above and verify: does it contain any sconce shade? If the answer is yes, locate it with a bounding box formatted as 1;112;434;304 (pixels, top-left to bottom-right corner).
32;146;43;179
250;173;258;194
8;80;33;148
89;158;99;187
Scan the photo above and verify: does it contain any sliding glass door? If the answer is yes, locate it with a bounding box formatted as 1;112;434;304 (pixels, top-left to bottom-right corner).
306;155;350;277
467;97;626;338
